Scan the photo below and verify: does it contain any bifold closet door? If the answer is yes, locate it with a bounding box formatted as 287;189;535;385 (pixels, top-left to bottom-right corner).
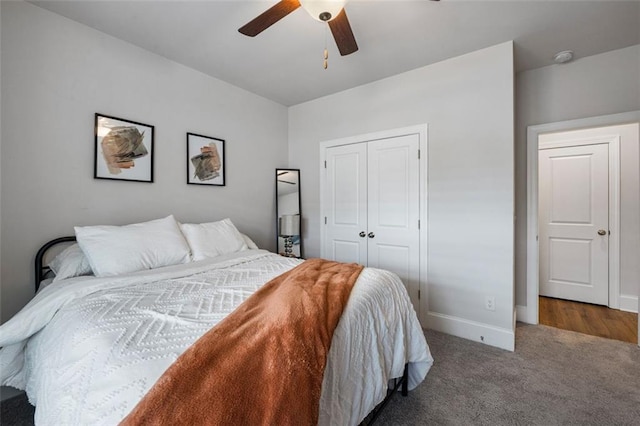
323;134;420;309
367;135;420;308
324;143;368;264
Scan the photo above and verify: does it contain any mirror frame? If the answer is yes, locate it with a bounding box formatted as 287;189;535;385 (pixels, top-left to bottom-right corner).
275;168;302;258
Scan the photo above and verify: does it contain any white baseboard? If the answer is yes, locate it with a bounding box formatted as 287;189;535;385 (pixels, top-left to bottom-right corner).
425;311;515;351
619;295;638;313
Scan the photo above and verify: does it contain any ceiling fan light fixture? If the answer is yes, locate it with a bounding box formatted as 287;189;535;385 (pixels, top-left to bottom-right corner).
238;0;358;58
299;0;346;22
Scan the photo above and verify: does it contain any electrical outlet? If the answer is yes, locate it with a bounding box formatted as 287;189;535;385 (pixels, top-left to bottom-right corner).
485;296;496;311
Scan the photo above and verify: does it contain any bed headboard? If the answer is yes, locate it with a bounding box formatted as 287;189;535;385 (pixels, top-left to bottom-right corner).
35;236;76;292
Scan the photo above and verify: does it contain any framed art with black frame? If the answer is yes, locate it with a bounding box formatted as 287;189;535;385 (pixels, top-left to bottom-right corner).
94;113;154;183
187;133;226;186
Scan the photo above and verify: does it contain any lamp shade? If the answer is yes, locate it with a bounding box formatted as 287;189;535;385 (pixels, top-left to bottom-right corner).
279;214;300;237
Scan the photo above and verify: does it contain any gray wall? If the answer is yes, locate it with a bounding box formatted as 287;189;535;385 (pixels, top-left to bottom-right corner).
0;0;3;323
515;45;640;308
0;2;288;322
289;42;515;348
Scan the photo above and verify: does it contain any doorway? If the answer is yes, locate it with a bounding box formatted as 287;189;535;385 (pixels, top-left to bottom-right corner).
526;112;640;346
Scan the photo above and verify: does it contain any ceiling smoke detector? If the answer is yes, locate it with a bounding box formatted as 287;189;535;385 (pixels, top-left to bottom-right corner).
553;50;574;64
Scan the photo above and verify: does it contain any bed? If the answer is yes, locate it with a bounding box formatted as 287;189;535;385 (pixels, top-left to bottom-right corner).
0;216;433;425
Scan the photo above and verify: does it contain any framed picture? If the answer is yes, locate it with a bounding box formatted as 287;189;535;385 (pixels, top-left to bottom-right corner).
94;113;154;183
187;133;226;186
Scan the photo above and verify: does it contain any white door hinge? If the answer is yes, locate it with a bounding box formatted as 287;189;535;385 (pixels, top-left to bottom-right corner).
324;216;327;225
418;149;421;159
418;219;420;229
324;160;327;168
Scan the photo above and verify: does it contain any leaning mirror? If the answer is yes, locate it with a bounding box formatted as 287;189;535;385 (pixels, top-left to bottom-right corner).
276;169;302;258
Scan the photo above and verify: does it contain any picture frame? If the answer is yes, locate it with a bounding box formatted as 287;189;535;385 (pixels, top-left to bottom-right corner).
187;133;226;186
94;113;154;183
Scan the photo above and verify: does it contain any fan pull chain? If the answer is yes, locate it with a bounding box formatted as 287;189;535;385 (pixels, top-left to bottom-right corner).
323;25;328;69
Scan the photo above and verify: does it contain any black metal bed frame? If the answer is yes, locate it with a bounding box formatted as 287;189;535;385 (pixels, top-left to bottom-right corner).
34;236;411;423
34;236;76;291
359;363;410;425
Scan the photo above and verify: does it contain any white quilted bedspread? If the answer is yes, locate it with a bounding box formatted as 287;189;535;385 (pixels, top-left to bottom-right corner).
0;250;433;425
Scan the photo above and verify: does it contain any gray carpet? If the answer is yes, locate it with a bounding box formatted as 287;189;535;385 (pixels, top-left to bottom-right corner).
376;324;640;425
1;324;638;425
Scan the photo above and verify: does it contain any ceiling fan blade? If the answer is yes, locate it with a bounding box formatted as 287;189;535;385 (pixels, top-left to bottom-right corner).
328;9;358;56
239;0;301;37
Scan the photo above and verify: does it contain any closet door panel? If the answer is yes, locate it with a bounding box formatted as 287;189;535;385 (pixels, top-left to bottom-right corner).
373;244;410;282
323;143;368;264
367;135;420;308
332;241;363;265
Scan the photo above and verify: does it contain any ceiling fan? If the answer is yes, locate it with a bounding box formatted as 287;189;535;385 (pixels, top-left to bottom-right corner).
239;0;441;59
239;0;359;56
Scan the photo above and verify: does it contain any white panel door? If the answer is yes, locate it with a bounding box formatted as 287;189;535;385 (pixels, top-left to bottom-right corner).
367;135;421;309
539;143;609;305
324;143;368;265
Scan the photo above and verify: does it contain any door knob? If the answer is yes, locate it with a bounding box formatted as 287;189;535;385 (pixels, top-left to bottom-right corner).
597;229;607;236
368;232;375;238
359;231;366;238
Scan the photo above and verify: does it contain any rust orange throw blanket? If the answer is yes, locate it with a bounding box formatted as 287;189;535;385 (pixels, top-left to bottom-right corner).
120;258;364;426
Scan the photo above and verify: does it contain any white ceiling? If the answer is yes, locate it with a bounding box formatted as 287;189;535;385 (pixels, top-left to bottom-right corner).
31;0;640;106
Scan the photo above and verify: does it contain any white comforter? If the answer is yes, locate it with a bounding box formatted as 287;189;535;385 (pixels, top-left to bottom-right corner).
0;250;433;425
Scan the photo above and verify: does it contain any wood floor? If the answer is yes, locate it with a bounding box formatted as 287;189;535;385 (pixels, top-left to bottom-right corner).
539;297;638;344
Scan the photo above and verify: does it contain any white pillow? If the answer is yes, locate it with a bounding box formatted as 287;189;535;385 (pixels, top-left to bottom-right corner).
180;218;248;261
48;243;93;282
240;233;259;250
75;215;191;277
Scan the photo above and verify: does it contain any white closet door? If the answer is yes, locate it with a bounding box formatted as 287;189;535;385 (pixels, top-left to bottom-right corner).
323;143;368;264
367;135;421;308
